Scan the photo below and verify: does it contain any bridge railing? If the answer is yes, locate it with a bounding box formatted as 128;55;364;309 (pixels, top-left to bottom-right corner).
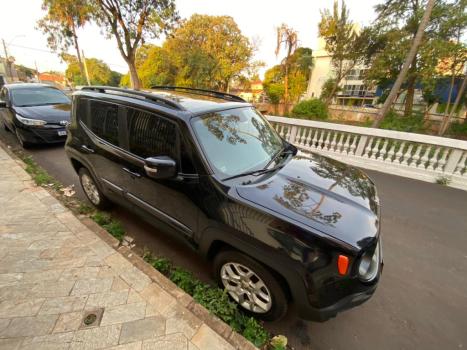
266;116;467;191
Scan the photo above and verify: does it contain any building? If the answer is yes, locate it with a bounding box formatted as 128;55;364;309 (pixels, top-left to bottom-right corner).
0;57;20;87
233;80;265;103
305;37;376;106
38;72;67;88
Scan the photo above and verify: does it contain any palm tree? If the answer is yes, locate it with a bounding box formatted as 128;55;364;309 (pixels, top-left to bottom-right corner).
275;24;298;114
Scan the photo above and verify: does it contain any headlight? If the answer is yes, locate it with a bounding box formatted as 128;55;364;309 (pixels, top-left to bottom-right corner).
16;114;47;126
358;242;380;282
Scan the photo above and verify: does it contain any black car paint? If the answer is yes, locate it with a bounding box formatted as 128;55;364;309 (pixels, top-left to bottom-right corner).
0;84;71;145
65;89;382;321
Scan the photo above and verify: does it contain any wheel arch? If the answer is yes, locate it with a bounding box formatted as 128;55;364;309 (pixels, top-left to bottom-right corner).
201;233;296;302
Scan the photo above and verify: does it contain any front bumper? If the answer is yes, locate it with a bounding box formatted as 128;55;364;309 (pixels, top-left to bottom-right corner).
16;126;67;144
297;280;378;321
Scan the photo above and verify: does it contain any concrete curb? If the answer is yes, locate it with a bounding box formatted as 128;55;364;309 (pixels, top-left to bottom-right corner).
0;140;258;350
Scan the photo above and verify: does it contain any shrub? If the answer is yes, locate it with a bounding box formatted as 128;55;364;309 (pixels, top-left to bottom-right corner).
447;121;467;137
291;98;328;120
91;211;125;241
379;110;427;133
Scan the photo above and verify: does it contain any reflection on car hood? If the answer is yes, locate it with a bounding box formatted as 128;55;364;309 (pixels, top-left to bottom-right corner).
236;151;380;249
14;104;71;123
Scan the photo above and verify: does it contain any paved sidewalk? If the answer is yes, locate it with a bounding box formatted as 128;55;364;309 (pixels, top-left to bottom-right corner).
0;147;244;350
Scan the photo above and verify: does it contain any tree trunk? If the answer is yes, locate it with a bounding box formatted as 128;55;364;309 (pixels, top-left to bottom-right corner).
439;74;467;136
404;73;417;116
438;73;456;135
325;80;340;105
127;54;141;90
372;0;435;127
71;22;85;80
284;64;289;114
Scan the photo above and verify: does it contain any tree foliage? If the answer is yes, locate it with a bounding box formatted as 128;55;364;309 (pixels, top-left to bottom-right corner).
319;0;366;104
64;54;121;86
93;0;179;89
165;14;255;90
122;15;256;91
363;0;463;117
263;48;313;107
37;0;92;77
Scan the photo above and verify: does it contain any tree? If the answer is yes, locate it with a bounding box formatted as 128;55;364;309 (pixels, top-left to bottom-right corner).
275;24;298;113
264;48;313;113
437;0;467;134
319;0;364;105
164;14;255;91
93;0;179;89
439;73;467;135
64;54;118;86
37;0;92;79
372;0;436;127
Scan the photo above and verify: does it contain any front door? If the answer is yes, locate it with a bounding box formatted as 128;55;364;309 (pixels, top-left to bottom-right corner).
119;106;199;238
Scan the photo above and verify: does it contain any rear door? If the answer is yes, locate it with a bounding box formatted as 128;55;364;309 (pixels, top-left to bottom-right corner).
77;98;128;198
119;106;199;239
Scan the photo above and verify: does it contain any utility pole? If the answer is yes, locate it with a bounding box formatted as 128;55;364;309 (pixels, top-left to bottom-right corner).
81;50;91;86
35;61;41;83
2;39;12;81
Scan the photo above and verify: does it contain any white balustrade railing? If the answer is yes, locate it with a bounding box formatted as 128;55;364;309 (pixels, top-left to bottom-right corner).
266;116;467;191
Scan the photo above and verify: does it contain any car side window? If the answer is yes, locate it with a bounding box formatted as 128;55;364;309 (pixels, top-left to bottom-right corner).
88;100;119;146
0;88;7;103
126;108;177;160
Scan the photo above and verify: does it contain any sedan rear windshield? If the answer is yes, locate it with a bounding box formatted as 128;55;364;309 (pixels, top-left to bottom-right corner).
11;87;70;107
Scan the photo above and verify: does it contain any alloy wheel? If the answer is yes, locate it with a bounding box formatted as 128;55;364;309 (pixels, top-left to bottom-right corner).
81;173;100;205
220;262;272;313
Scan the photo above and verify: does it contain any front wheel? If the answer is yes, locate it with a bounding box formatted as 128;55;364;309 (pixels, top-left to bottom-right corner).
213;250;288;321
78;167;111;210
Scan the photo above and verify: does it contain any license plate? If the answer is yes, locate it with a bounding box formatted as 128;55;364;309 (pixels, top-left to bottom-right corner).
58;130;67;136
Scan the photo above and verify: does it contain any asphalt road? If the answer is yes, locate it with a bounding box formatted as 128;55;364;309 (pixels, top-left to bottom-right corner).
1;127;466;350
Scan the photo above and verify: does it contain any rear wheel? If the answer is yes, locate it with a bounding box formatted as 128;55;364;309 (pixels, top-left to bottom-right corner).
213;250;288;321
78;167;111;209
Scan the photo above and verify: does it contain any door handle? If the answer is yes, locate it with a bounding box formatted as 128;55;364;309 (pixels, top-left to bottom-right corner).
81;145;95;154
123;167;141;178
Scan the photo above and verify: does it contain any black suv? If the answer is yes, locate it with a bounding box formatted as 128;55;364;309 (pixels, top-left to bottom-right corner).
65;86;382;321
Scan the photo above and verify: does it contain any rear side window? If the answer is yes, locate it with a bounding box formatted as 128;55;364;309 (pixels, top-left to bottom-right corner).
88;100;119;145
127;108;177;159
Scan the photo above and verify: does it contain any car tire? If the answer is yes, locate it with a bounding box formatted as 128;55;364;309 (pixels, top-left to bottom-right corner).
213;250;288;321
78;167;111;210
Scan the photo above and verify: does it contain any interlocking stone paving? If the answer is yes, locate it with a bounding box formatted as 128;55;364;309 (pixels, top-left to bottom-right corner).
0;146;245;350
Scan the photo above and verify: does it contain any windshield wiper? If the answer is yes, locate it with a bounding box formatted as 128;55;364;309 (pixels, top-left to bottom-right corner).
222;164;285;182
263;147;293;170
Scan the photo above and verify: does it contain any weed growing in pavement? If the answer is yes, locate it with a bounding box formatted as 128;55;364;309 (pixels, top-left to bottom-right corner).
22;155;61;190
435;176;451;186
143;252;273;348
91;211;125;242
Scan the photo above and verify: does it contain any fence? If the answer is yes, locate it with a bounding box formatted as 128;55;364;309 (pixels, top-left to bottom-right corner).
266;116;467;191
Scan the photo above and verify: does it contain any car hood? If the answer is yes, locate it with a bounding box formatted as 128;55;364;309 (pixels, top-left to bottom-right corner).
14;104;71;123
236;151;380;250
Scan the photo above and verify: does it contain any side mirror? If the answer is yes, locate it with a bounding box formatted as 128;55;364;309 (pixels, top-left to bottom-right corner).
0;101;6;108
144;156;177;179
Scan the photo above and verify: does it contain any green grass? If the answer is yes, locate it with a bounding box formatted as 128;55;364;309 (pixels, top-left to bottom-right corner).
22;156;61;190
143;252;272;347
91;211;125;242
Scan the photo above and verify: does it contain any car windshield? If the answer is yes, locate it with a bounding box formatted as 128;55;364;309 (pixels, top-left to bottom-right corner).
11;87;70;107
191;107;283;178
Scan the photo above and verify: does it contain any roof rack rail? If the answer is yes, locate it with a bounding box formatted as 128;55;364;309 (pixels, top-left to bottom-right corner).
150;86;246;103
80;86;185;111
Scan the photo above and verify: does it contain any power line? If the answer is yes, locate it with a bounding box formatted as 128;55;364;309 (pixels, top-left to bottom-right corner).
7;43;128;69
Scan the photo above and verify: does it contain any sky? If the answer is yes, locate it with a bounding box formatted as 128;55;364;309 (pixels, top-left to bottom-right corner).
0;0;380;78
